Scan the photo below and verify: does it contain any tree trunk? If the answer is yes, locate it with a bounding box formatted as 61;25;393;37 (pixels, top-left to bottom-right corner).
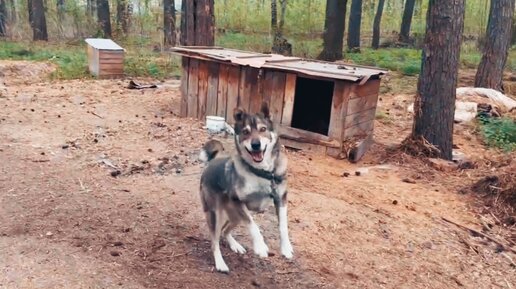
371;0;385;49
29;0;48;41
474;0;515;92
27;0;32;27
87;0;96;18
116;0;129;35
399;0;416;43
347;0;362;50
180;0;214;46
0;0;7;37
97;0;111;37
7;0;15;23
412;0;465;160
278;0;286;34
163;0;175;47
271;0;278;36
512;14;516;45
318;0;347;61
271;0;291;55
57;0;65;18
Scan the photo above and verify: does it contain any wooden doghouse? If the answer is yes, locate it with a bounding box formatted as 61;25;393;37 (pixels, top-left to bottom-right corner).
172;47;386;161
85;38;125;78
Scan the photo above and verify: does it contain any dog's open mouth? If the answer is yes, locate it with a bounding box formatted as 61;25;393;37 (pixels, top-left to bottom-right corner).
246;147;265;163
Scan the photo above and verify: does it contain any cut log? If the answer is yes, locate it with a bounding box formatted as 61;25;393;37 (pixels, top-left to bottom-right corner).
347;133;374;163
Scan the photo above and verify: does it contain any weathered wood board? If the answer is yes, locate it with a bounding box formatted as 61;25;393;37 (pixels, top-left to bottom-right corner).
187;59;199;118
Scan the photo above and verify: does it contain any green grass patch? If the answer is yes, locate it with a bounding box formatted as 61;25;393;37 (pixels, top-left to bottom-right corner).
479;117;516;152
0;41;180;80
0;41;89;79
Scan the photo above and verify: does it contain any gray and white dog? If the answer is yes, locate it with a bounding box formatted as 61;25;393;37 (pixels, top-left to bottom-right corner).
198;102;293;273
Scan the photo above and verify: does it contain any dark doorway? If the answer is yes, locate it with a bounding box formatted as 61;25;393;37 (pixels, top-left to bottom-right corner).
290;77;334;135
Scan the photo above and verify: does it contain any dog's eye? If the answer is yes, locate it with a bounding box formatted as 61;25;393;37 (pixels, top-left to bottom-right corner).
242;129;250;135
259;127;267;132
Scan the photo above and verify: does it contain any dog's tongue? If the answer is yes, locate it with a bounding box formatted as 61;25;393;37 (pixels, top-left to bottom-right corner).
251;151;264;162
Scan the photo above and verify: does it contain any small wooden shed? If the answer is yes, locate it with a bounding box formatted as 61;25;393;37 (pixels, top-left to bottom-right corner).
85;38;125;78
172;46;387;161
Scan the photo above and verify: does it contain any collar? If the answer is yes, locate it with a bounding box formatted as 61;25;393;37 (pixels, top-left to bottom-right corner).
240;159;285;184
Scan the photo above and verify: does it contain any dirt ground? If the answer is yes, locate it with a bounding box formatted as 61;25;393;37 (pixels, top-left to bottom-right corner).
0;61;515;289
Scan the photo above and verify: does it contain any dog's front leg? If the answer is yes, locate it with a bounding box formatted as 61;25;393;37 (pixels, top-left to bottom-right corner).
243;209;269;258
274;191;293;259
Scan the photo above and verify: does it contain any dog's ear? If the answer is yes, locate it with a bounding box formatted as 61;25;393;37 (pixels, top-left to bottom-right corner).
233;107;246;122
260;102;271;120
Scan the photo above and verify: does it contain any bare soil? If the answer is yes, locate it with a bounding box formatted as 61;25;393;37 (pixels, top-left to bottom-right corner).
0;60;515;289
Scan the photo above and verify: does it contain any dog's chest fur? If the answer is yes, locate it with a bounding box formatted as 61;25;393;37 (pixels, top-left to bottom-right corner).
230;157;286;212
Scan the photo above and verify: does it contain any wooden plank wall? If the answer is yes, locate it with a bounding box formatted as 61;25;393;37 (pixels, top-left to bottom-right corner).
326;81;352;158
280;74;296;126
179;57;190;117
264;71;286;125
98;50;124;77
206;62;220;117
343;79;381;138
226;65;241;123
180;58;294;127
197;60;209;119
186;59;199;118
216;65;229;119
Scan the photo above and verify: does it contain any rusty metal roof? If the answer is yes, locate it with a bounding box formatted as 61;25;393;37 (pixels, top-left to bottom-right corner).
172;46;387;82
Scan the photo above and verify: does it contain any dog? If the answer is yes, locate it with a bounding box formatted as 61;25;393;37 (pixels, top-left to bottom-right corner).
198;102;293;273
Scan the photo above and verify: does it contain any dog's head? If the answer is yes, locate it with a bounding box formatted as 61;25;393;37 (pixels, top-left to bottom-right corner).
233;102;278;167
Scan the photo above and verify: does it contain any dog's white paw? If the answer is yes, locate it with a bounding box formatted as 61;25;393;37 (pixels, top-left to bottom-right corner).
215;260;230;273
228;239;246;254
281;241;294;259
254;242;269;258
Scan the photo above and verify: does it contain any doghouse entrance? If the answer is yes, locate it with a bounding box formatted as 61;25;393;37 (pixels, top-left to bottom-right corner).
290;77;334;135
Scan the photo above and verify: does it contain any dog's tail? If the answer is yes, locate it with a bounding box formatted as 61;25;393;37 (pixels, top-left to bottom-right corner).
199;139;224;163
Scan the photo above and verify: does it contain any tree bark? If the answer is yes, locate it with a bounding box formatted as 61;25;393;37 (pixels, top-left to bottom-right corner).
412;0;465;160
271;0;278;36
97;0;111;37
278;0;286;34
371;0;385;49
271;0;291;55
0;0;7;37
474;0;515;92
318;0;347;61
29;0;48;41
7;0;15;23
57;0;65;18
163;0;176;47
347;0;362;50
180;0;214;46
87;0;96;18
399;0;416;43
116;0;129;35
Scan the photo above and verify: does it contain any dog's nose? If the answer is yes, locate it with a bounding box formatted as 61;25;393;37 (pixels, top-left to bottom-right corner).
251;139;261;151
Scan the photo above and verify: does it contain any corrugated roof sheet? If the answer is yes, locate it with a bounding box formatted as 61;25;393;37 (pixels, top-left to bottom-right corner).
85;38;125;51
172;46;387;82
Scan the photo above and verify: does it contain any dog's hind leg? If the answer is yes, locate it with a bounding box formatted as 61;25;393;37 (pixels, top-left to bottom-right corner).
223;222;246;254
274;191;293;259
208;210;229;273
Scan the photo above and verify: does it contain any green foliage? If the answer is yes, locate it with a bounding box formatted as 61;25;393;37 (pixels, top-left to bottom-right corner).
0;42;89;79
214;0;490;38
479;117;516;152
0;41;181;80
345;48;422;75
